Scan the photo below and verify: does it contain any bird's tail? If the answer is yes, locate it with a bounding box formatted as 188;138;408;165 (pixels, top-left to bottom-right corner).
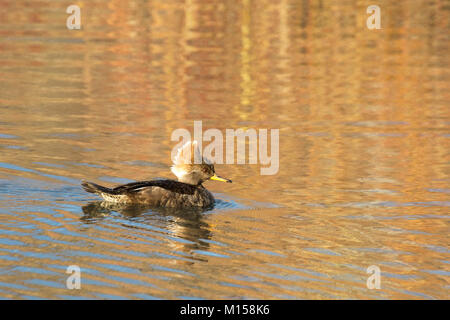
81;181;114;195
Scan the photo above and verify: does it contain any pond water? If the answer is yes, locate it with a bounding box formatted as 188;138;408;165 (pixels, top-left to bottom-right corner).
0;0;449;299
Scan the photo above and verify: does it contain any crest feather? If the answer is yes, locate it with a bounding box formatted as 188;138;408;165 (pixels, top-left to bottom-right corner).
173;140;211;165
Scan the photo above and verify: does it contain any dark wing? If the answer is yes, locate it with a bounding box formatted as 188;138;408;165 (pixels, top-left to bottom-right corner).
112;179;197;195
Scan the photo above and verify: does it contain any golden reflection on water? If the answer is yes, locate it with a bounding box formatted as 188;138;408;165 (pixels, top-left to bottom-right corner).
0;0;448;299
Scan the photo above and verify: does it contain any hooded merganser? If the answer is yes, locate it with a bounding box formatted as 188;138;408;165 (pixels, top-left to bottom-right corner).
81;141;231;208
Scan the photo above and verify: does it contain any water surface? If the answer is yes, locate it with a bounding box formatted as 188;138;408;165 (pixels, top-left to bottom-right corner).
0;0;449;299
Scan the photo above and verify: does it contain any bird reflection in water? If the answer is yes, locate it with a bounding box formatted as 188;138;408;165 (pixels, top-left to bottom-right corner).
81;201;214;262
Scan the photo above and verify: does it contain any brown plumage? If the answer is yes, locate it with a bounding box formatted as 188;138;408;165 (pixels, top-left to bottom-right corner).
81;141;231;208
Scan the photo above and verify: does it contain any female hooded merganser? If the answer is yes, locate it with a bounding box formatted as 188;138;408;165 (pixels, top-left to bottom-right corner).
81;141;231;208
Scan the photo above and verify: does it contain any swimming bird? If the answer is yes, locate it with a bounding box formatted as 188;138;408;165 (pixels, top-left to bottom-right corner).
81;141;231;208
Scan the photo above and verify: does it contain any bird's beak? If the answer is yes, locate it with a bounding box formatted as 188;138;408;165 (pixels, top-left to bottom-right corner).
210;174;232;183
